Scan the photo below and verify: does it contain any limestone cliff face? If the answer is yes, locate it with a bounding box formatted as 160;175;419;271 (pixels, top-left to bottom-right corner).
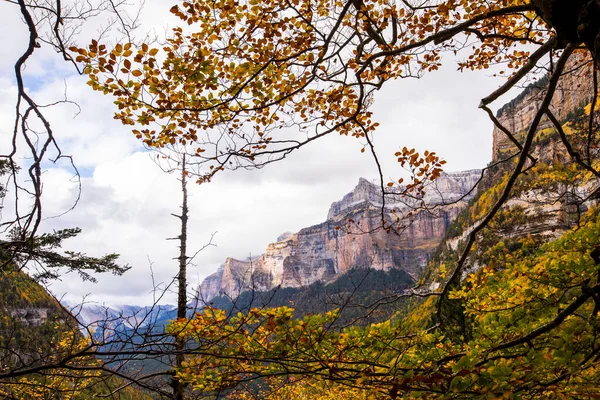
199;239;296;301
9;308;49;327
492;54;599;160
0;270;60;328
199;267;224;302
199;171;481;301
327;178;383;219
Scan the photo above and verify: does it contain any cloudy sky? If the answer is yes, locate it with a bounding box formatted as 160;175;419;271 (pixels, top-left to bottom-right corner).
1;0;515;306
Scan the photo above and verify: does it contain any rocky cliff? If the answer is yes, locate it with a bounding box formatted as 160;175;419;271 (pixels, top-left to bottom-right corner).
492;54;599;160
420;58;600;294
199;171;481;302
199;56;600;304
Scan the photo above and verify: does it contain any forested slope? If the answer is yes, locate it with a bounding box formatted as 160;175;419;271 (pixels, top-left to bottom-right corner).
0;267;152;399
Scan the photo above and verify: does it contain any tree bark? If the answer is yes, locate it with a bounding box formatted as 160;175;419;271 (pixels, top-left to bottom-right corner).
531;0;600;61
172;154;188;400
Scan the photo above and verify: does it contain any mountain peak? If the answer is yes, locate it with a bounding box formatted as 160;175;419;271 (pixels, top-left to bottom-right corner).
327;177;380;219
277;231;294;242
327;171;481;220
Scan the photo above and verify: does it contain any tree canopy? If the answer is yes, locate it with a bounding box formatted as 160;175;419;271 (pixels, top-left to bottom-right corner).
75;0;597;179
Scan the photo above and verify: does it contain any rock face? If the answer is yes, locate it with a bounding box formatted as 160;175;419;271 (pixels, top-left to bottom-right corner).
198;171;481;302
0;270;61;328
492;54;599;160
9;308;49;327
0;269;81;368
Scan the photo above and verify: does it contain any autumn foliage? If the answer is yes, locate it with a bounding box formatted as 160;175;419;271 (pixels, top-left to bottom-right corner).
62;0;600;398
168;208;600;398
74;0;553;183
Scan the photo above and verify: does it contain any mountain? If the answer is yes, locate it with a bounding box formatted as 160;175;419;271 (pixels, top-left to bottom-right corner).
198;171;481;303
68;302;177;337
197;54;600;307
493;52;599;160
420;54;600;298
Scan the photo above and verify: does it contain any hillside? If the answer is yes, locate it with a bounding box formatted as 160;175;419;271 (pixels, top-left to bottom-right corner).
0;267;73;364
413;55;600;337
0;267;153;399
209;267;415;327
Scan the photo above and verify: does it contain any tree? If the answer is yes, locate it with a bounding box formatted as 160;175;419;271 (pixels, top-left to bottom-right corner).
0;2;172;397
0;0;132;323
1;0;141;257
173;154;191;400
2;1;231;397
74;0;599;229
73;0;600;398
164;151;216;399
76;0;595;168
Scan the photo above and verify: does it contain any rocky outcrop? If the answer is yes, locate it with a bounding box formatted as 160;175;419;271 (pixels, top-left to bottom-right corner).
9;308;49;327
327;172;480;219
0;270;60;328
198;267;224;302
0;269;81;368
199;171;481;301
492;54;599;160
327;178;383;219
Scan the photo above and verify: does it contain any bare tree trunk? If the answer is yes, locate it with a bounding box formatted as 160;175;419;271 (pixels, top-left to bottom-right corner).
172;154;188;400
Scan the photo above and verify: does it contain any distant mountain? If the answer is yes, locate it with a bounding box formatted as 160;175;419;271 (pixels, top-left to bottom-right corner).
197;170;481;303
67;302;177;337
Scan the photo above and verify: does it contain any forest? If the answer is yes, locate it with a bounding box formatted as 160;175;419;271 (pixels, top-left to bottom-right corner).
1;0;600;398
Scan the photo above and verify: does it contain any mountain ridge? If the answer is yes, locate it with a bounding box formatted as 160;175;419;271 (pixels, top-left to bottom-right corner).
197;170;482;303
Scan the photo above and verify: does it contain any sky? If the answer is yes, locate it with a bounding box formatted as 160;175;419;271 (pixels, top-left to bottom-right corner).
0;0;516;306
